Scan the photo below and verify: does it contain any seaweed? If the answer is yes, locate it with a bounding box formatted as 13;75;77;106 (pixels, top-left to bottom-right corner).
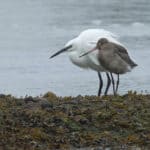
0;91;149;149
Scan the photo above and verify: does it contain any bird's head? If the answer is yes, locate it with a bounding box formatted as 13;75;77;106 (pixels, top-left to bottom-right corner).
50;38;77;59
97;38;108;49
79;38;109;57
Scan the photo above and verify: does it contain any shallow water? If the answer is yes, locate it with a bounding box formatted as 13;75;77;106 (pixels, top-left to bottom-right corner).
0;0;150;97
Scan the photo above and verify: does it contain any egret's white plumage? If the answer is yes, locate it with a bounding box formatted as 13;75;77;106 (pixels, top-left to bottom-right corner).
65;29;121;71
50;29;122;96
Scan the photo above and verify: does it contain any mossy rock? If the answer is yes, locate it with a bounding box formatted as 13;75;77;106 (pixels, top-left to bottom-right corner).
43;91;58;102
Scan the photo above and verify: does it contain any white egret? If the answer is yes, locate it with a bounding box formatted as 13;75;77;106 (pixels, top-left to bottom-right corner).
50;29;122;96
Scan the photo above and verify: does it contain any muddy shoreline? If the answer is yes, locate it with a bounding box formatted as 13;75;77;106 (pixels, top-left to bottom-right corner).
0;92;150;150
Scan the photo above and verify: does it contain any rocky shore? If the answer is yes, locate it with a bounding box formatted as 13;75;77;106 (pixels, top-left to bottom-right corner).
0;92;149;150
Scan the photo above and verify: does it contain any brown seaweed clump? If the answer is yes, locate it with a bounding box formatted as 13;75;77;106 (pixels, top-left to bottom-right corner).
0;91;149;150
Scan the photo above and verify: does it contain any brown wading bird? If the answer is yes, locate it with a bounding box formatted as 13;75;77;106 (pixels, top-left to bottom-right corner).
80;38;138;95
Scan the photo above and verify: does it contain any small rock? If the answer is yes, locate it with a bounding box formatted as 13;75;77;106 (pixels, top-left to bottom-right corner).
24;96;39;103
41;101;53;109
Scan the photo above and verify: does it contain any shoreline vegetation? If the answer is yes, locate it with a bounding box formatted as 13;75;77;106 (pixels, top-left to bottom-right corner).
0;92;150;150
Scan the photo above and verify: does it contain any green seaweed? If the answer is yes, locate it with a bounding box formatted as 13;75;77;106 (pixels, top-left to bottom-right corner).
0;91;149;149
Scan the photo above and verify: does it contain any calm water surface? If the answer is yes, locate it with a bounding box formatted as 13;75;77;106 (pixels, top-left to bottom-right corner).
0;0;150;96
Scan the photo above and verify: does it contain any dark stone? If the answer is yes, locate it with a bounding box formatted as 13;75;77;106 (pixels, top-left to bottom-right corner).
41;102;53;109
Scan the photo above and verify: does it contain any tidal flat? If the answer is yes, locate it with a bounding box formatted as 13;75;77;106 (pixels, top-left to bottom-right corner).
0;91;149;150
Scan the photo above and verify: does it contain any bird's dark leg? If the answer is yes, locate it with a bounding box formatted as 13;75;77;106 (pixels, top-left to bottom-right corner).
97;72;103;96
110;73;116;96
115;74;120;94
104;72;111;96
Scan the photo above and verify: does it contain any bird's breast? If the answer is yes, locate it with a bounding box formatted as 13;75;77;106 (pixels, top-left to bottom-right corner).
68;51;105;71
68;51;89;68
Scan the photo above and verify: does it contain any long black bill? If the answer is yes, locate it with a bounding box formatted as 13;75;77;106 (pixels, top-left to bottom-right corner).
50;45;72;59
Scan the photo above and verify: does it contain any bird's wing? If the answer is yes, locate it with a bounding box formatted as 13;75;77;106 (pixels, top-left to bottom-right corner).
79;29;121;66
114;45;137;67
